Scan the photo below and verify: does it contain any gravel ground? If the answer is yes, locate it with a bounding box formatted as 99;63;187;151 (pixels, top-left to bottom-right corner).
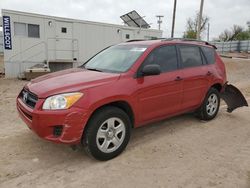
0;58;250;188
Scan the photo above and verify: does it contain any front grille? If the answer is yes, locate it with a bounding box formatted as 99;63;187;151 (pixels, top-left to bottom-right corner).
19;89;38;108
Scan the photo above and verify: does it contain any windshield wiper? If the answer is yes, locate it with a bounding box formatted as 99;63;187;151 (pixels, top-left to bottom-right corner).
85;67;103;72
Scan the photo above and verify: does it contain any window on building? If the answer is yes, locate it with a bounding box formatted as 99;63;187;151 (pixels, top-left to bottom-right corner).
14;22;26;36
143;45;178;72
61;27;67;33
179;45;203;68
14;22;40;38
28;24;40;38
126;34;130;39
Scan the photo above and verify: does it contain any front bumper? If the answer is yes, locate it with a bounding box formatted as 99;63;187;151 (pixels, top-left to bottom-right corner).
17;97;88;144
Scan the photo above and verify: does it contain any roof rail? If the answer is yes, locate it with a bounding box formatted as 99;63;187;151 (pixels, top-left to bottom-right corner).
125;38;217;49
126;38;166;42
126;39;146;42
162;38;217;49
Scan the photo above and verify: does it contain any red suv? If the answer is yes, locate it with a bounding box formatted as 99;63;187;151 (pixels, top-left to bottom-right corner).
17;39;248;160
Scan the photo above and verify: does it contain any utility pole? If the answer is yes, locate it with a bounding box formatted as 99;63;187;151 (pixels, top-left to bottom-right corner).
207;22;210;41
171;0;177;38
197;0;204;40
156;15;164;30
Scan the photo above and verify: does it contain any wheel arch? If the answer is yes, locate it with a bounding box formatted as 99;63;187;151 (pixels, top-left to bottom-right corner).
82;100;135;142
211;83;223;92
198;82;223;110
107;101;135;126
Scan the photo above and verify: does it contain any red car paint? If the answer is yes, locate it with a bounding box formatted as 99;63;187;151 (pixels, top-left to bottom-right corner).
17;40;226;144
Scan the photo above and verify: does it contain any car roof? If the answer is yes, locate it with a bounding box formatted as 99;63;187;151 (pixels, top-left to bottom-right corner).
121;38;217;49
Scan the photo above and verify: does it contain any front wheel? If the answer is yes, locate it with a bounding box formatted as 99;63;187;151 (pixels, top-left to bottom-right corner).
83;106;131;161
196;88;220;120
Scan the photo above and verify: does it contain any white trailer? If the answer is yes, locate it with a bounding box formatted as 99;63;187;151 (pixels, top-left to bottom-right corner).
1;9;162;78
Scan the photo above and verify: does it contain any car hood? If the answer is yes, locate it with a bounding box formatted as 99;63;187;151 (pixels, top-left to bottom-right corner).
26;68;120;98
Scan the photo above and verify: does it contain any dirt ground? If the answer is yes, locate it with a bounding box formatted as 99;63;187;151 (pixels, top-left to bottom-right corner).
0;58;250;188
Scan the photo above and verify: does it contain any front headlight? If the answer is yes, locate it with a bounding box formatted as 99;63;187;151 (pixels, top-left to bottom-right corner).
42;92;83;110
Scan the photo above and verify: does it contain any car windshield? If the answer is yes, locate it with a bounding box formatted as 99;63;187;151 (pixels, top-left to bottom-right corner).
83;44;148;73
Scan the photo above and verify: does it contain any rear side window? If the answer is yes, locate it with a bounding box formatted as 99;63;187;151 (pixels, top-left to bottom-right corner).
179;45;203;68
143;45;178;72
201;47;215;64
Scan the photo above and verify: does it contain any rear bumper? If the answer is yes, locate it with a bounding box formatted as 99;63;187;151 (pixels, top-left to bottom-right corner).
16;97;88;144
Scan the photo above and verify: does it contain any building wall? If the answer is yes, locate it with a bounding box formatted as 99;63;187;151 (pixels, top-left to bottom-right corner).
0;31;3;53
2;9;162;78
3;11;47;77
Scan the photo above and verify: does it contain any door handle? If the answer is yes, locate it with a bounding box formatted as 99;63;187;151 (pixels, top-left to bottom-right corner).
175;76;183;81
207;71;212;76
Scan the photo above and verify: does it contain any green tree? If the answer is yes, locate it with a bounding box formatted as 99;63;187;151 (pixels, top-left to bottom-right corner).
219;24;250;41
236;31;250;40
183;13;209;39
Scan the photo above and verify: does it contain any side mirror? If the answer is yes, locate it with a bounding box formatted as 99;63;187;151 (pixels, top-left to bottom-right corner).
141;64;161;76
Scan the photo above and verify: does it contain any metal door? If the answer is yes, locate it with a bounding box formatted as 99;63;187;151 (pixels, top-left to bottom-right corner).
55;21;73;60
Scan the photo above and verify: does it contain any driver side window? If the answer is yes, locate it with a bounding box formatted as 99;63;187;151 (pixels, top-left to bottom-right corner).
143;45;178;73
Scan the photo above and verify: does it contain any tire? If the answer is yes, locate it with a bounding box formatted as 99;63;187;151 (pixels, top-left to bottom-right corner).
83;106;131;161
196;88;220;121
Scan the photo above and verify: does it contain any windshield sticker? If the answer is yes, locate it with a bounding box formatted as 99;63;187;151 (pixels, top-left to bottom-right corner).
130;48;147;52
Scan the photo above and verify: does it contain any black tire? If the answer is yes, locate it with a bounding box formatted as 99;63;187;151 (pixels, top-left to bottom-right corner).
196;88;220;121
82;106;131;161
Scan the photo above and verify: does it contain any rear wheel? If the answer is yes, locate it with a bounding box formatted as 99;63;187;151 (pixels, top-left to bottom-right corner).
83;106;131;161
196;88;220;120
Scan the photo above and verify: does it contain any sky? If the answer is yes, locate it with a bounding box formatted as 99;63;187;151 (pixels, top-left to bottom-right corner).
0;0;249;40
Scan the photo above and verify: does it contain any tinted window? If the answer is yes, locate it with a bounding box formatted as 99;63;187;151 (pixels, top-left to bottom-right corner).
202;47;215;64
143;45;178;72
179;45;202;68
200;50;207;65
28;24;40;38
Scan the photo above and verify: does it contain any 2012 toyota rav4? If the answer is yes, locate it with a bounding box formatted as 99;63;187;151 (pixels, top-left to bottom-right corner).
17;39;248;161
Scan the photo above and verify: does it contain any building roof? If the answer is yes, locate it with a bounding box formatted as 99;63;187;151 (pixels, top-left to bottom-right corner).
1;9;162;33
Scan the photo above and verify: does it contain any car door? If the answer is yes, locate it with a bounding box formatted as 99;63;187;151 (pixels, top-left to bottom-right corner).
136;45;183;123
178;44;210;110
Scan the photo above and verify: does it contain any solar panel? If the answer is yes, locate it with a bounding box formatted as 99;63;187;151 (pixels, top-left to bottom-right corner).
120;10;150;29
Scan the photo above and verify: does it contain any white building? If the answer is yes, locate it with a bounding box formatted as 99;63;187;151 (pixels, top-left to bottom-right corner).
1;9;162;78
